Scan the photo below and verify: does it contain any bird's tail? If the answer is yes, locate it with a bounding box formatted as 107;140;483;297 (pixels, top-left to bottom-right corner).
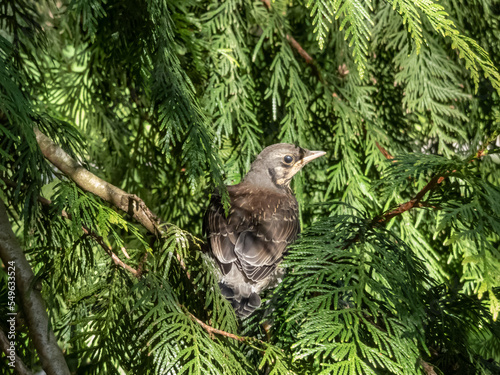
219;283;261;319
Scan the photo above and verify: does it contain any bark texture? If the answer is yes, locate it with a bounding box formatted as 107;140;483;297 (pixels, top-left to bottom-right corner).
0;198;70;375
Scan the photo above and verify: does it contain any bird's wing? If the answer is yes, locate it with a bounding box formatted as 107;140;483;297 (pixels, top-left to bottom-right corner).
234;202;299;282
205;187;299;282
204;190;245;274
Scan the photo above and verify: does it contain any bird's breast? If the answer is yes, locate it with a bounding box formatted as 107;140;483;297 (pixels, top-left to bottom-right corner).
228;186;298;221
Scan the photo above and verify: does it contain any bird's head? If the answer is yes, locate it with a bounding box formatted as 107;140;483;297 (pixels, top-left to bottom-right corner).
243;143;326;189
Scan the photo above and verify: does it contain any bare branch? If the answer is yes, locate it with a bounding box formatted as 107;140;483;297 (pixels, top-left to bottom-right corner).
58;207;140;276
79;224;139;277
420;358;438;375
121;247;131;259
374;175;444;225
373;143;490;225
137;251;149;278
285;34;314;65
0;329;34;375
0;198;70;375
34;129;161;236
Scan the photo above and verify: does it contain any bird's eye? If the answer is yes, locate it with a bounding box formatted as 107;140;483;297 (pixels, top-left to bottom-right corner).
283;155;294;164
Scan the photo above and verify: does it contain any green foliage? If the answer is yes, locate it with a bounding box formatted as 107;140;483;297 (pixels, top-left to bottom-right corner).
306;0;372;78
379;152;500;318
1;0;500;374
260;208;426;374
202;0;262;170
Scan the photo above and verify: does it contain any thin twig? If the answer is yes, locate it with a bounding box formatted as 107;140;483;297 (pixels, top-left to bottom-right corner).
176;253;190;278
80;225;139;277
373;142;490;225
375;142;394;160
188;312;245;342
374;175;443;225
419;358;438;375
372;143;445;225
284;35;314;65
416;201;441;210
58;207;140;276
136;251;149;277
1;177;140;277
261;0;271;10
121;247;131;259
260;0;323;81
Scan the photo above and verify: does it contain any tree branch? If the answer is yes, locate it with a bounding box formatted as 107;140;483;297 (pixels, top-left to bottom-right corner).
136;251;149;277
33;130;204;278
375;141;394;160
284;34;314;65
0;329;34;375
79;224;140;277
373;141;490;225
1;177;140;277
374;175;444;225
371;142;443;225
0;198;70;375
58;207;140;277
260;0;322;80
420;358;438;375
34;129;161;236
188;312;244;342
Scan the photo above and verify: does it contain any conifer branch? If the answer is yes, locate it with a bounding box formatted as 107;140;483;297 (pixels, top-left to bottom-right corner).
1;178;140;277
34;130;201;279
374;175;444;224
0;329;34;375
0;198;71;375
55;202;140;277
34;130;205;277
340;143;471;249
78;223;140;277
373;140;492;225
188;312;245;342
34;129;162;236
375;141;394;160
260;0;323;80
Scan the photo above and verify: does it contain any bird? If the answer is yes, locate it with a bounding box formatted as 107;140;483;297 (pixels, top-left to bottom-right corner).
204;143;326;318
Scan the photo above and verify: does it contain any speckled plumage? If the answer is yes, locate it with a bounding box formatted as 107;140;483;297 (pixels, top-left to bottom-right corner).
204;144;325;318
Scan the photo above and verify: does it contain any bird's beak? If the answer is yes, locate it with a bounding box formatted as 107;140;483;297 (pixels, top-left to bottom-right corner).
302;150;326;165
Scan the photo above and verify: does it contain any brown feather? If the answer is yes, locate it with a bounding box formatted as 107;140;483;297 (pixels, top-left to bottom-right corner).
205;184;299;281
203;143;325;318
